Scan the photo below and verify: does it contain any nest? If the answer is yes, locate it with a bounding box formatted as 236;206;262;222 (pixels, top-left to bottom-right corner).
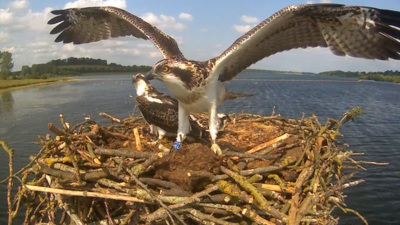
1;107;386;225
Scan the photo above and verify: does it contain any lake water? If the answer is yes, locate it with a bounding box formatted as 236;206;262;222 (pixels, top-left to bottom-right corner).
0;73;399;224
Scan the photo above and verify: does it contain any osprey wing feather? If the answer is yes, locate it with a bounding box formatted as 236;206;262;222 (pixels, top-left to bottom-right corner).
48;6;184;59
211;4;400;82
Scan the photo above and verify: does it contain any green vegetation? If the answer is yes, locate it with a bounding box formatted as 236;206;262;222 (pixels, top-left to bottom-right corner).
0;78;70;90
244;68;315;75
318;70;400;83
15;57;152;78
0;51;14;80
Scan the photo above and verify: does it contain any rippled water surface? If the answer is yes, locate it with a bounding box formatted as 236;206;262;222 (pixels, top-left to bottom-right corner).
1;73;399;224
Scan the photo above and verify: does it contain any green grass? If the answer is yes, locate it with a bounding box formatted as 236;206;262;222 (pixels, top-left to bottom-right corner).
0;78;69;90
81;71;150;75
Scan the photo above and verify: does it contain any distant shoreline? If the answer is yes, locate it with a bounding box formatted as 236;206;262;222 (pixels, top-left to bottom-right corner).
0;79;74;92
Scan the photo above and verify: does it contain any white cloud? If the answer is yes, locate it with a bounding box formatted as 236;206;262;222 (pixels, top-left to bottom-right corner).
9;0;29;11
0;31;11;43
26;42;49;47
232;25;252;33
1;46;16;53
241;15;258;24
33;45;57;54
141;12;186;31
64;0;127;9
1;45;24;55
179;13;193;21
62;44;76;51
2;7;53;33
171;36;184;45
200;28;208;32
149;51;162;58
101;40;128;47
119;48;141;56
0;9;13;25
137;43;155;49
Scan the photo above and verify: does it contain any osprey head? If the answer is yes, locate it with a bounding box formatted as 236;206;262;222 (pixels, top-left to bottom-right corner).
146;58;203;90
132;73;151;96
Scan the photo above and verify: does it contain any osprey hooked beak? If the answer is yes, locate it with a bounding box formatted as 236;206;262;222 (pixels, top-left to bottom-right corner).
145;71;155;80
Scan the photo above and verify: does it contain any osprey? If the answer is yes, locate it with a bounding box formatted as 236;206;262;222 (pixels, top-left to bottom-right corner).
190;113;231;133
132;73;235;149
48;4;400;154
132;73;207;148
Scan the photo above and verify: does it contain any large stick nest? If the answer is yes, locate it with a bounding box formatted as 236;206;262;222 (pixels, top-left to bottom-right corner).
2;107;385;225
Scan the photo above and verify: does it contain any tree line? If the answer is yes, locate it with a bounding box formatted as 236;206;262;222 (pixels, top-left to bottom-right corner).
1;55;152;80
0;51;14;80
318;70;400;83
18;57;152;79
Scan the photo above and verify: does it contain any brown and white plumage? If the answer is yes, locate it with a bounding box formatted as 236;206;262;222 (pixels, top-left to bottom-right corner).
48;4;400;154
132;73;206;142
213;4;400;81
48;6;183;59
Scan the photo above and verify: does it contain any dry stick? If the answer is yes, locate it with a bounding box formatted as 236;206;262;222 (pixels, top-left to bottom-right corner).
256;183;294;194
120;210;135;225
0;146;45;184
220;166;286;221
217;180;254;204
323;179;365;197
125;168;187;225
142;185;219;222
355;161;389;166
25;185;148;203
1;141;14;225
48;123;66;136
44;176;84;225
224;151;281;160
214;156;296;181
99;112;122;123
330;198;368;225
242;207;276;225
181;208;240;225
63;145;84;185
294;192;314;224
245;133;291;154
133;127;142;151
139;177;192;197
288;163;315;225
99;127;133;140
94;148;160;158
59;114;68;132
197;203;242;215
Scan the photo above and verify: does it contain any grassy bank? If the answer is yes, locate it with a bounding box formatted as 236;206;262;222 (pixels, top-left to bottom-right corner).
0;78;72;91
81;71;150;76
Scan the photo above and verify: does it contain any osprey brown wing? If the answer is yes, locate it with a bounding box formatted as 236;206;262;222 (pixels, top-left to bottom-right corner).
48;6;184;59
211;4;400;82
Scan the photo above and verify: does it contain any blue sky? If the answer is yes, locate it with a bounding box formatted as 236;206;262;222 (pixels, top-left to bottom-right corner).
1;0;400;72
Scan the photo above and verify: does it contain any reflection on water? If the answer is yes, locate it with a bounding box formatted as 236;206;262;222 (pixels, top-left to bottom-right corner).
0;91;14;113
0;73;400;224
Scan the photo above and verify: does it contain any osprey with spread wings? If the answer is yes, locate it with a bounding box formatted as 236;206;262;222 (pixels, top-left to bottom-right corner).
48;4;400;154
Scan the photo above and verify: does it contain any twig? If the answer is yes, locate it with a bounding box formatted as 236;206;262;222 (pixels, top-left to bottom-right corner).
25;185;149;203
245;133;291;154
1;141;14;225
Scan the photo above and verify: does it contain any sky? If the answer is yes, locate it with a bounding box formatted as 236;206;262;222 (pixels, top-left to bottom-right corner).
1;0;400;73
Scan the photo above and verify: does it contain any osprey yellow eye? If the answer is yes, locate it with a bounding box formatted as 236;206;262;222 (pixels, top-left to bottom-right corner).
162;66;169;72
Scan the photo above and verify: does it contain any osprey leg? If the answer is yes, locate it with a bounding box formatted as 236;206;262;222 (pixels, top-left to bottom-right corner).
209;102;222;155
173;103;190;150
